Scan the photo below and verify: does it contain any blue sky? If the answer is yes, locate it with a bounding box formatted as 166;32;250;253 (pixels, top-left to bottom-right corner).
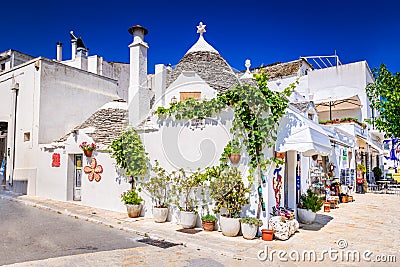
2;0;400;73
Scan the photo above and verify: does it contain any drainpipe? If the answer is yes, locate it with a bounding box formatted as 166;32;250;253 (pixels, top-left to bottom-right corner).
9;81;19;187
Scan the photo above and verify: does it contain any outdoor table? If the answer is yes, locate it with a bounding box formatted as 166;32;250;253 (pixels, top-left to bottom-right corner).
376;180;391;193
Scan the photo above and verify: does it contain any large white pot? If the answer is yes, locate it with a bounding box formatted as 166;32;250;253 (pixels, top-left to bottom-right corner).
297;208;316;224
220;216;240;237
126;204;142;218
241;223;258;240
153;207;169;223
180;211;197;228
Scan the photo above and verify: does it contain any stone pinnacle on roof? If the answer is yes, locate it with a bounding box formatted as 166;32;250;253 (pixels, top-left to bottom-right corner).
240;59;254;80
186;22;219;54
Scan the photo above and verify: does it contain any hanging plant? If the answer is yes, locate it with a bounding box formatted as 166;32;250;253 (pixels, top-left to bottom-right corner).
109;127;149;186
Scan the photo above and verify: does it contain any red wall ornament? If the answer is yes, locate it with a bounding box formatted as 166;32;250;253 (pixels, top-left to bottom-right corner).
52;153;60;167
84;158;103;182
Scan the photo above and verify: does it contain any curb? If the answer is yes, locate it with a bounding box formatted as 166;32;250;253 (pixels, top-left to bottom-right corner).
0;192;258;260
0;193;184;246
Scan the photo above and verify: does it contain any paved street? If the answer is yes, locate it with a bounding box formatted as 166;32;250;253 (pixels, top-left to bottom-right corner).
1;191;400;266
0;198;144;265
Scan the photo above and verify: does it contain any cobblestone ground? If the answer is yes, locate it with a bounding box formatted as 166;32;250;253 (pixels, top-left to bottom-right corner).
1;191;399;266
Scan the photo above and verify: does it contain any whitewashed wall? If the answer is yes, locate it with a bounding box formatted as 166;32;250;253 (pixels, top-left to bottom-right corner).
39;59;120;144
153;72;218;109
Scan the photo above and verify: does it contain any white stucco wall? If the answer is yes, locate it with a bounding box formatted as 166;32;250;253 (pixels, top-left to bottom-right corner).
0;60;41;194
308;61;373;121
38;59;120;144
153;72;218;109
36;146;68;201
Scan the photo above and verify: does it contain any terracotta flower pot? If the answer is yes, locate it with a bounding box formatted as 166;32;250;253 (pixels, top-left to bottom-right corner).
261;229;274;241
126;204;142;218
84;150;93;157
323;202;330;212
202;221;215;231
229;154;241;165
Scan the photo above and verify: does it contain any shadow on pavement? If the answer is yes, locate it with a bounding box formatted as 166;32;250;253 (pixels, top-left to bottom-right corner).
300;214;333;231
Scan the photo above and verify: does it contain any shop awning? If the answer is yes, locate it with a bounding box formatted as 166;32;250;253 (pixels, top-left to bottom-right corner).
275;108;332;156
323;126;356;148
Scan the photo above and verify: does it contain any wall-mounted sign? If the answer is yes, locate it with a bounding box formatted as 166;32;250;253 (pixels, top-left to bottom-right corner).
52;153;60;167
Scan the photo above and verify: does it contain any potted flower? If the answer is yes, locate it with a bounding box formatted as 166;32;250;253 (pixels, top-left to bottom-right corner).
221;139;242;165
297;189;323;224
209;166;250;237
172;168;204;229
239;217;263;239
143;161;172;223
121;188;143;218
201;214;217;231
79;141;97;157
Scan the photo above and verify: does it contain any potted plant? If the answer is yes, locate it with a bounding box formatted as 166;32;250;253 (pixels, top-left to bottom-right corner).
201;214;217;231
209;166;250;237
143;161;172;223
221;139;242;165
372;166;382;181
79;141;97;157
172;168;204;229
240;217;263;240
121;188;143;218
297;189;323;224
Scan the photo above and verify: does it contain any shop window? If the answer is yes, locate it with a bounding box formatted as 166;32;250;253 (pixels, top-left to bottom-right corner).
24;132;31;142
180;92;201;102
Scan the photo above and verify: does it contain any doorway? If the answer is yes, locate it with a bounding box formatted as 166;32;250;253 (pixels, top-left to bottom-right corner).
0;121;8;186
73;154;82;201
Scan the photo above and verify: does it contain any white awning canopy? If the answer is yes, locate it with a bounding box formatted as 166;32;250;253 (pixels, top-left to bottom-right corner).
275;108;332;156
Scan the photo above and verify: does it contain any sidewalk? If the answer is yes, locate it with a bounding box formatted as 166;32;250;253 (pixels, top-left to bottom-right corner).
1;189;399;265
0;189;265;261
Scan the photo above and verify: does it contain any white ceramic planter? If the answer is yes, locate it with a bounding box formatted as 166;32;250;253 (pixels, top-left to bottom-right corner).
297;208;316;224
153;207;168;223
126;204;142;218
241;223;258;239
220;216;240;237
180;211;197;228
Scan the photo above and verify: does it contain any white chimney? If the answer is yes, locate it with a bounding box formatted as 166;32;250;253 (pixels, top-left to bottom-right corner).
56;42;63;61
128;25;149;126
154;64;167;107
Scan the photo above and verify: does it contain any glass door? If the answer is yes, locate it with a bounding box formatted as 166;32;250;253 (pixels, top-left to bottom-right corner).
73;155;82;201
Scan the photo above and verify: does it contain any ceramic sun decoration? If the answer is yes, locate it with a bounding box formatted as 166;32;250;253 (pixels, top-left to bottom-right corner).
84;158;103;182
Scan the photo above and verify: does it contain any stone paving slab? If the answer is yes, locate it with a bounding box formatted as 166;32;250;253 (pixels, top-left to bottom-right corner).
1;189;400;266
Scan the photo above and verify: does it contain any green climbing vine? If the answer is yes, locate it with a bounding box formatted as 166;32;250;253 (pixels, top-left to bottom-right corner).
156;71;296;170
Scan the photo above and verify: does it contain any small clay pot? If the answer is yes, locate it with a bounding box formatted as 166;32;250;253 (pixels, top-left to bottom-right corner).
229;154;241;165
202;221;215;231
84;150;93;157
261;229;274;241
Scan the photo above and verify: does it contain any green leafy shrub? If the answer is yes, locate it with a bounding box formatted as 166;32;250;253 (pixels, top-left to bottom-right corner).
143;160;172;208
109;127;149;183
239;217;263;226
372;166;382;179
208;166;250;218
121;189;143;205
201;214;217;222
298;189;323;212
172;168;205;212
357;164;366;174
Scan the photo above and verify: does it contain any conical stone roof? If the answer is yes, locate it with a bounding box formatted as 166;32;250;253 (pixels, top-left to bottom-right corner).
166;23;239;92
